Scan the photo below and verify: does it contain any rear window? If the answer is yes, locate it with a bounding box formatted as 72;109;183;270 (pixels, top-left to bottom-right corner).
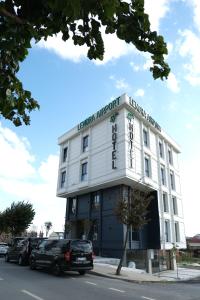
70;240;92;252
0;243;8;247
30;239;45;248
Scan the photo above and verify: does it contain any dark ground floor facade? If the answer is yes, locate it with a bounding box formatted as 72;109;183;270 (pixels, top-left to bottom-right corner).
64;184;162;271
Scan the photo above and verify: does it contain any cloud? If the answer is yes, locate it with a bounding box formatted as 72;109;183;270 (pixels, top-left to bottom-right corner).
181;157;200;236
36;1;173;67
178;29;200;86
0;123;65;233
134;89;145;97
144;0;171;31
185;123;193;129
37;30;134;64
130;62;140;72
166;72;180;93
109;76;130;91
115;79;129;90
0;124;35;179
188;0;200;31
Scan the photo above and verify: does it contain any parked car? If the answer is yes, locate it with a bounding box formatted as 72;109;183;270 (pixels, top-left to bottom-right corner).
29;239;94;276
5;237;47;265
0;242;9;257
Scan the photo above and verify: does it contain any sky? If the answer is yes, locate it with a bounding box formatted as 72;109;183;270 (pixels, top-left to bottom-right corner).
0;0;199;237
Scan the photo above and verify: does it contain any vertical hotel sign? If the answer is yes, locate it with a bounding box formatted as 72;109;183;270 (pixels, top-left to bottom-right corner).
110;113;118;169
127;112;134;168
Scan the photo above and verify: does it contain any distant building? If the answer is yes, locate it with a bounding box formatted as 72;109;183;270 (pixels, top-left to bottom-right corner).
186;235;200;257
48;232;64;240
56;94;186;268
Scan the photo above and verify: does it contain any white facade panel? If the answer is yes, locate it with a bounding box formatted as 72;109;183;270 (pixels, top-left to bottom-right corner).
91;119;108;151
175;173;181;195
151;157;158;183
69;135;81;161
149;130;157;156
67;161;80;187
177;197;184;218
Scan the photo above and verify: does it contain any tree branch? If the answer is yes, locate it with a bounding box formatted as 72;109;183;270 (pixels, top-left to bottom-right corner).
0;7;25;24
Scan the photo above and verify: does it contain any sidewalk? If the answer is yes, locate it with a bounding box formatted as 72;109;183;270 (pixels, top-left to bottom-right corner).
90;257;200;283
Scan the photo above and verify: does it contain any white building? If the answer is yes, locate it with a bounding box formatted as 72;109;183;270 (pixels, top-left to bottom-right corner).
57;94;186;270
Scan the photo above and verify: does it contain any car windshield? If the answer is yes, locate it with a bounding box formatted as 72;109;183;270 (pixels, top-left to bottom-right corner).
70;240;92;252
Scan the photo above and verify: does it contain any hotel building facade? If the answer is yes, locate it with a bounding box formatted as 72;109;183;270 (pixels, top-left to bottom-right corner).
57;94;186;270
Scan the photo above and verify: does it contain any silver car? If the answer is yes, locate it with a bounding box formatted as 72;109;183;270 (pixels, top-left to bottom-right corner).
0;243;8;256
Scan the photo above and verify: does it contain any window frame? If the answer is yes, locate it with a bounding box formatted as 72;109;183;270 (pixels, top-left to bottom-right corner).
164;219;171;243
143;128;149;148
82;135;89;152
160;165;166;186
159;140;164;158
92;192;100;210
144;154;151;178
62;147;68;163
163;192;169;213
168;148;173;165
172;196;178;215
170;170;175;190
71;197;77;215
81;161;88;181
60;170;66;188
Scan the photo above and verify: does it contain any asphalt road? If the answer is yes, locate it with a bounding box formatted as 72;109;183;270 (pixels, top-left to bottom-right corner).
0;258;200;300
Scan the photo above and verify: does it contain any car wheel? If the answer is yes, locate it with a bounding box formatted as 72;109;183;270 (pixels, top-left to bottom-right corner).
53;263;62;276
79;270;86;275
30;259;36;270
18;256;24;266
5;254;10;262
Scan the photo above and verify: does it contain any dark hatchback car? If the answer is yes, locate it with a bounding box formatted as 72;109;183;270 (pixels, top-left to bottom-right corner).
5;237;46;265
29;239;94;276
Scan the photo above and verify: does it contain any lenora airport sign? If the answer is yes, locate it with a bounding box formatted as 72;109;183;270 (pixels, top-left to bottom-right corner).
77;95;161;132
78;97;120;131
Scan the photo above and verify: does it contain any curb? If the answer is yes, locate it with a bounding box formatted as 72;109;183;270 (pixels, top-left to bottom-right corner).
89;270;168;284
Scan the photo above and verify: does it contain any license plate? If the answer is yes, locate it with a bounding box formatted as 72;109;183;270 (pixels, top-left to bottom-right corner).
77;257;86;262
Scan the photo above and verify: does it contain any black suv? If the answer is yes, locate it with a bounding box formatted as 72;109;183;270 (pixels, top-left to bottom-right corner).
29;239;94;276
5;237;46;265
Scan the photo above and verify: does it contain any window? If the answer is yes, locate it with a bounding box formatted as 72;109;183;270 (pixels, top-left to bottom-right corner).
159;141;164;158
131;228;139;241
60;170;66;188
92;220;98;241
168;148;173;165
163;192;168;213
143;128;149;147
144;155;151;177
165;220;170;242
71;198;77;214
170;170;175;190
62;147;68;162
82;135;89;152
172;196;178;215
160;165;166;185
92;192;100;209
175;222;180;242
81;162;88;181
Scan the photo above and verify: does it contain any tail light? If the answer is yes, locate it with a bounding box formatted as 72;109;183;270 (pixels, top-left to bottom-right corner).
64;251;71;262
